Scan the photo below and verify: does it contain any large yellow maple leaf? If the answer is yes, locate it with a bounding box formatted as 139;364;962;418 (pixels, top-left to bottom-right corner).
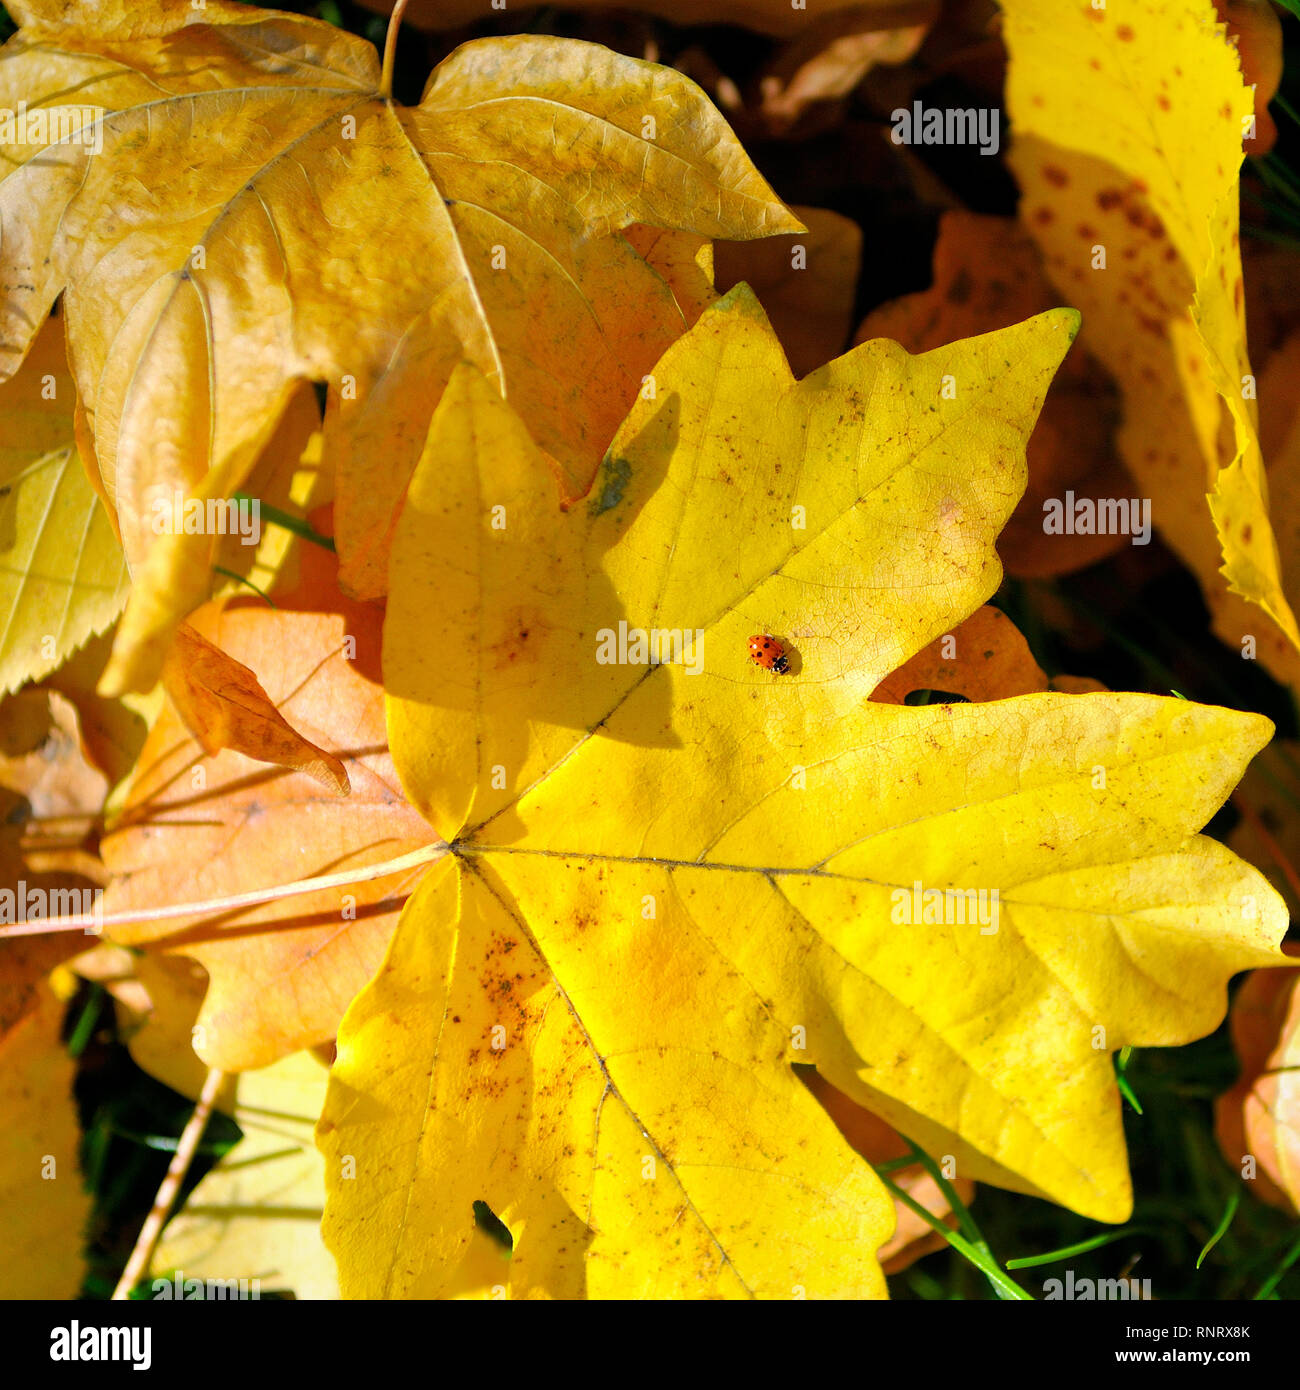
0;0;798;693
316;290;1287;1299
1002;0;1300;655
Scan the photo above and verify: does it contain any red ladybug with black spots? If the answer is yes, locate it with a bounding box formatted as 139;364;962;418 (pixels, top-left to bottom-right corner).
748;633;790;674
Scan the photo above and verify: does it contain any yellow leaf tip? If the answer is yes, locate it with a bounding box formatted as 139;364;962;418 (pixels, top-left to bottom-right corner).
711;280;764;316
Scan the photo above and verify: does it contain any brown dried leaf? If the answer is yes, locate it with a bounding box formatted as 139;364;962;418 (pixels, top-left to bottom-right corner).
163;623;350;796
716;207;863;377
870;605;1049;704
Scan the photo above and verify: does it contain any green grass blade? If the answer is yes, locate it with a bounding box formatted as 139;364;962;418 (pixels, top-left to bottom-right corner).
233;495;335;551
1255;1229;1300;1299
1197;1190;1240;1270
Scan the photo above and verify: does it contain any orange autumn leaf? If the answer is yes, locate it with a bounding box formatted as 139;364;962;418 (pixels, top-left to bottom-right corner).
39;633;156;790
870;605;1048;705
0;688;109;1023
0;981;90;1298
103;552;438;1071
163;623;350;797
1216;950;1300;1215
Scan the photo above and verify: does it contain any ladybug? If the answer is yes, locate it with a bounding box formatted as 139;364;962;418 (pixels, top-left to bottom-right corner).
748;634;790;674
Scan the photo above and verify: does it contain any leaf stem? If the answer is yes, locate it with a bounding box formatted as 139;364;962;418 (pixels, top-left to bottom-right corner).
379;0;409;100
0;842;446;939
112;1066;226;1300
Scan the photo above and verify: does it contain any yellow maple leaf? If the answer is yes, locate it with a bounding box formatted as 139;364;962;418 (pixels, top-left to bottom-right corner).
0;315;127;696
0;981;89;1298
1002;0;1300;652
0;0;800;694
316;289;1286;1298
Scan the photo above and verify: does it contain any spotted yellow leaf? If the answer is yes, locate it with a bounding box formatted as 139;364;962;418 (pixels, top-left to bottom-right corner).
1003;0;1300;651
317;291;1286;1298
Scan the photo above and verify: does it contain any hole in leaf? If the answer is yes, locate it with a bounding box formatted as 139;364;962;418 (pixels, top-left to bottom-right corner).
473;1199;514;1252
902;689;970;706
